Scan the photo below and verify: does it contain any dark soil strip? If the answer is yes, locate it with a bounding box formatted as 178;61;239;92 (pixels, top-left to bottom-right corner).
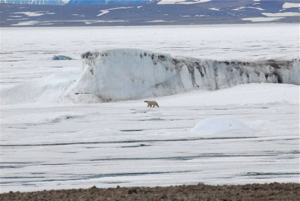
1;183;299;201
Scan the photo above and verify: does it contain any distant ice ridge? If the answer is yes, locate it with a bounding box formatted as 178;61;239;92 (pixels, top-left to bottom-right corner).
65;49;299;103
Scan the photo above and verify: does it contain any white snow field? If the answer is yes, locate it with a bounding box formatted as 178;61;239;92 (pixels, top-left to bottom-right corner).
0;24;299;193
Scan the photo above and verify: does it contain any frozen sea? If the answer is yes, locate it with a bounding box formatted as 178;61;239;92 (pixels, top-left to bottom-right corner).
0;24;299;192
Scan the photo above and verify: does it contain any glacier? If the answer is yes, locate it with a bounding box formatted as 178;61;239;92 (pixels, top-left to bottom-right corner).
0;0;65;5
64;48;299;103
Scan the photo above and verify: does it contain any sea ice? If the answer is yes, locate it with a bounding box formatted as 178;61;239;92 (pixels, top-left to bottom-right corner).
0;25;299;193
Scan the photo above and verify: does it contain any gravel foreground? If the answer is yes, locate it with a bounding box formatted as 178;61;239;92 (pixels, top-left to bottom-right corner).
1;183;300;201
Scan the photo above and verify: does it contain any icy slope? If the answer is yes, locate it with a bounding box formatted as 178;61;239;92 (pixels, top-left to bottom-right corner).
65;49;299;103
1;74;77;105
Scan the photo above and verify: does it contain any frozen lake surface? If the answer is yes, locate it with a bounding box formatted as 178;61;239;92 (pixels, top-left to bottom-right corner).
0;24;299;192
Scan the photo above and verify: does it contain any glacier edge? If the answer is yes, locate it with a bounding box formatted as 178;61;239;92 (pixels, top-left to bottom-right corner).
1;48;298;105
65;49;299;103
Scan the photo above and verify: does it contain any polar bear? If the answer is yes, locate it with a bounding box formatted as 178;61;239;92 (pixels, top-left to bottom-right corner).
144;100;159;108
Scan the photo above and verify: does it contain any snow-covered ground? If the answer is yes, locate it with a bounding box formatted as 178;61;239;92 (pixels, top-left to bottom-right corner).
0;24;299;193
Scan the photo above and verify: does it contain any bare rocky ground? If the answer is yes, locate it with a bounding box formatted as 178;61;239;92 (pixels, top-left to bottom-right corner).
0;183;299;201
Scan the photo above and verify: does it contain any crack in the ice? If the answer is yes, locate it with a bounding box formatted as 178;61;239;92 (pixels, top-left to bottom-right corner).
246;172;300;176
89;153;282;162
0;137;258;147
1;170;195;185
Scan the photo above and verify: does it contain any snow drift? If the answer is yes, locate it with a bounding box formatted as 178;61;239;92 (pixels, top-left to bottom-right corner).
192;117;252;136
0;74;76;105
65;49;299;103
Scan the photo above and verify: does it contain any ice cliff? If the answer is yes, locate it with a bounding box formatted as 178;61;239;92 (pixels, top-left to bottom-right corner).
65;49;299;103
1;48;299;105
